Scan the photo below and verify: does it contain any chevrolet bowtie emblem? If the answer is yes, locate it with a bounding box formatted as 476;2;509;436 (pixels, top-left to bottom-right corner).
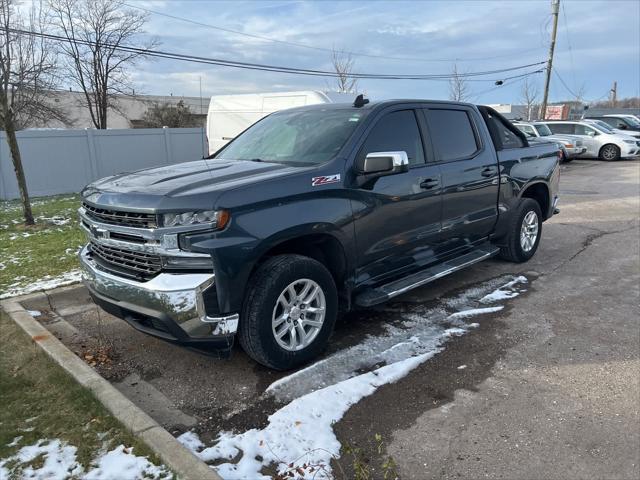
91;225;109;239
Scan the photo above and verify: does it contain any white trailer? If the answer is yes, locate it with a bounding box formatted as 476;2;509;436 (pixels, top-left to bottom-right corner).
206;90;354;155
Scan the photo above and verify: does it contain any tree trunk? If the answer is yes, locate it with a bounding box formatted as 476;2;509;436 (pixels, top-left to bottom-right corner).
4;114;34;225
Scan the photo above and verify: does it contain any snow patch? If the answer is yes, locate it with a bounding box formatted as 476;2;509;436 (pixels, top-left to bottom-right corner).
448;306;504;319
180;275;529;479
27;310;42;317
7;436;22;447
0;440;170;480
480;276;527;303
0;439;82;479
0;270;82;299
84;444;170;480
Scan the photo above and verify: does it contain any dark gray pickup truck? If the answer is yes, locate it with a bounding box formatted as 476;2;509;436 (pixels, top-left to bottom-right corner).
78;98;560;370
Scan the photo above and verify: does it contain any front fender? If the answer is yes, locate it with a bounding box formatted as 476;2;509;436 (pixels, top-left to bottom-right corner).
185;195;354;314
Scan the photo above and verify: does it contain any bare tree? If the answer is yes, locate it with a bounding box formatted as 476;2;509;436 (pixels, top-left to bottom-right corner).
50;0;156;129
449;63;471;102
1;0;69;225
520;78;540;121
330;48;358;94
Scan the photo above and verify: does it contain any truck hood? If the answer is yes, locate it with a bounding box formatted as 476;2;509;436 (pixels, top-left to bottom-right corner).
86;159;305;198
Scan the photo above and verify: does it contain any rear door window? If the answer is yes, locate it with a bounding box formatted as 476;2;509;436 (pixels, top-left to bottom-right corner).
425;109;479;161
359;110;425;167
547;123;574;134
574;124;598;136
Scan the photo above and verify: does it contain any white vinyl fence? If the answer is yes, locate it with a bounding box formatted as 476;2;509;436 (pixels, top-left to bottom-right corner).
0;128;208;200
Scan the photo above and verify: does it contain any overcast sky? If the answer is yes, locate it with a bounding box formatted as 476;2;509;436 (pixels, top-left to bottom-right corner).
128;0;639;105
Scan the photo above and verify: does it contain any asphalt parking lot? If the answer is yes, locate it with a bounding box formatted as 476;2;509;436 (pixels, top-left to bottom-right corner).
28;158;639;479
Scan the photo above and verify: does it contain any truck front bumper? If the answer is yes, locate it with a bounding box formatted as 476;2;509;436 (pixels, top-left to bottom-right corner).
79;245;238;351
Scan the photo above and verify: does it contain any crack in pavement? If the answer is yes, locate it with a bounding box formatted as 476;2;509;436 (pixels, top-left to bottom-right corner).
548;224;638;274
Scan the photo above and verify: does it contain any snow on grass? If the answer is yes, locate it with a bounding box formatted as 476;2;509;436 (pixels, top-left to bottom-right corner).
0;439;170;480
84;444;171;480
38;215;71;226
0;270;82;299
0;439;82;479
179;275;529;479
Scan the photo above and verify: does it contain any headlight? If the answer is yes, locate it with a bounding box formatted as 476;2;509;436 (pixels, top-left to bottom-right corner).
162;210;229;229
623;140;635;144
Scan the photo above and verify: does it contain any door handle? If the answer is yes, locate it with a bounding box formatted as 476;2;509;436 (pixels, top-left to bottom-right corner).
481;167;497;177
420;178;440;189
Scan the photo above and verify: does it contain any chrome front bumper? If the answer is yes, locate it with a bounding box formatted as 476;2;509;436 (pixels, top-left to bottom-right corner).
79;245;238;343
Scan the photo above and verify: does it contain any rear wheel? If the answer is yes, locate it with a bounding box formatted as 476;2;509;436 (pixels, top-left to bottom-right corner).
499;198;542;263
599;144;620;161
239;254;337;370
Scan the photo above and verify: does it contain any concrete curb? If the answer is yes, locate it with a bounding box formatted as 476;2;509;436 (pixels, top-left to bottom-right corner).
1;296;222;480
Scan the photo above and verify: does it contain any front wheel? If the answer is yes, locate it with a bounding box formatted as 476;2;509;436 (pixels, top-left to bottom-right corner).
238;254;338;370
599;144;620;161
499;198;542;263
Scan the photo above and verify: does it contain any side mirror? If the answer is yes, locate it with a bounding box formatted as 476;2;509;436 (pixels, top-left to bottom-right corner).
619;124;628;130
587;130;596;137
361;151;409;175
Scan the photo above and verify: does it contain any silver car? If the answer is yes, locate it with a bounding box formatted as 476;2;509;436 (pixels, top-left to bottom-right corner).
513;122;586;162
583;118;640;139
542;121;640;161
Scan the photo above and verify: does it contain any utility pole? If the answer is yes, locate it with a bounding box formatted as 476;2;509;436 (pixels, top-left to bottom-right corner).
540;0;560;120
610;81;617;108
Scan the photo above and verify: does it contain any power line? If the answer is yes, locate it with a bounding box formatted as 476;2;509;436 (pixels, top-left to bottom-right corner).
561;2;578;92
12;28;546;81
472;72;541;101
123;1;546;64
553;68;581;99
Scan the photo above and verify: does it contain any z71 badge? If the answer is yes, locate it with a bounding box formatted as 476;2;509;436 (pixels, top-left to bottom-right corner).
311;174;341;186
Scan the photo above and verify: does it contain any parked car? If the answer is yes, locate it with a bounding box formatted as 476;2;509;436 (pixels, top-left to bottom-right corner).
605;113;640;123
542;120;640;161
591;114;640;132
582;118;640;139
513;121;586;162
79;99;560;370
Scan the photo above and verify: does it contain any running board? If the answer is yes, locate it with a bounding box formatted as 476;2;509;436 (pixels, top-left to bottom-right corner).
355;244;500;307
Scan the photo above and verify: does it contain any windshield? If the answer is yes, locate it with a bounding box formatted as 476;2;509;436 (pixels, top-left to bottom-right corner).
215;108;367;166
589;120;614;133
621;116;640;127
533;123;553;136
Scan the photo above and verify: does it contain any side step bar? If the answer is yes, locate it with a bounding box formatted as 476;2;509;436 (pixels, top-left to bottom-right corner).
355;244;500;307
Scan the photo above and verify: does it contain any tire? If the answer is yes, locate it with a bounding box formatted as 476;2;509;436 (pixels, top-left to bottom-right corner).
238;254;338;370
499;198;543;263
599;144;620;161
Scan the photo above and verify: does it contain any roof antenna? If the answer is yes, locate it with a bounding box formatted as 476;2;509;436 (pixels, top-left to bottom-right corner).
353;94;369;108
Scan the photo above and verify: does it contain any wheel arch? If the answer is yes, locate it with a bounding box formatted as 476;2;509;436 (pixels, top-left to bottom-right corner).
520;181;551;220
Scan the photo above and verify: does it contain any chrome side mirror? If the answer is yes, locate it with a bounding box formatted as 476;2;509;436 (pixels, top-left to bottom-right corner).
362;151;409;175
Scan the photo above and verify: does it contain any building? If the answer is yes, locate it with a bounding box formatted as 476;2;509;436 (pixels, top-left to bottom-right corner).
43;90;208;129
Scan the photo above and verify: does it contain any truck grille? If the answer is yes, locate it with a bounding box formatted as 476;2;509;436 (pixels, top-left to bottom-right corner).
89;240;162;278
83;202;157;229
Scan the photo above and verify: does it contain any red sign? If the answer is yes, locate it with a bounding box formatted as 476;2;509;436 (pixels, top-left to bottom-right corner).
545;105;569;120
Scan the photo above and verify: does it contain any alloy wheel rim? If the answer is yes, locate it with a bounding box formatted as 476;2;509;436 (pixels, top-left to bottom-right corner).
272;279;326;351
520;210;539;252
603;146;617;160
